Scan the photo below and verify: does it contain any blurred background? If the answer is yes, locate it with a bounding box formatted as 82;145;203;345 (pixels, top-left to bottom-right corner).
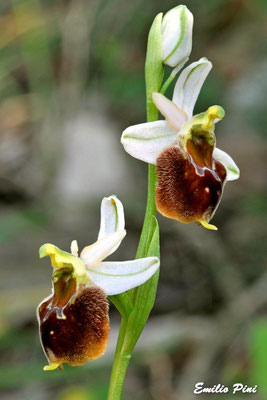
0;0;266;399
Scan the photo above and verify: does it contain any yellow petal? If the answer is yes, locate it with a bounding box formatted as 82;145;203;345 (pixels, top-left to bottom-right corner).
199;220;218;231
43;362;62;371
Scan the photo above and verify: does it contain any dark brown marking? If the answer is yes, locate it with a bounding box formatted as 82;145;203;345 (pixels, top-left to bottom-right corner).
156;145;227;224
38;271;109;367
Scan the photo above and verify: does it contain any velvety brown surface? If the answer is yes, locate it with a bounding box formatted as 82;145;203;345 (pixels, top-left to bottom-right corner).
155;145;227;224
38;272;110;367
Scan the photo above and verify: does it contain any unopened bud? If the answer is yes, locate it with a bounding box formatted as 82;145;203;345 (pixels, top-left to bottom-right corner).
162;5;193;67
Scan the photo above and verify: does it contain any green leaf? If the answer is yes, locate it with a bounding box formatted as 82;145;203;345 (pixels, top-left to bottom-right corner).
146;215;160;257
108;218;159;321
122;217;160;353
108;292;134;320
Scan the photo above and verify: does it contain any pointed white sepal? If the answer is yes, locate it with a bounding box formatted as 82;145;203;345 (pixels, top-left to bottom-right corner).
98;195;125;251
121;120;177;164
172;57;212;120
87;257;160;295
162;5;193;67
80;230;126;268
213;147;240;181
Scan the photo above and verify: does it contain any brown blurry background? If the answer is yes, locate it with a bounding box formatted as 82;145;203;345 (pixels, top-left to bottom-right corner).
0;0;266;399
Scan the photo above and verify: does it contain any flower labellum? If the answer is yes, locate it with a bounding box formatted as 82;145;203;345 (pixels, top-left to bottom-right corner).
37;196;160;370
155;106;227;230
162;5;193;67
38;268;109;370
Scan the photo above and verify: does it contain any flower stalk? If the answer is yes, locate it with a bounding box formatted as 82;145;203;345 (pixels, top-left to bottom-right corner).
107;13;163;400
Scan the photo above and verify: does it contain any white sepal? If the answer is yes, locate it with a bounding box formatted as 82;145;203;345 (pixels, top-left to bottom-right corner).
213;147;240;181
152;92;188;131
121;120;177;164
80;230;126;267
87;257;160;295
172;57;212;119
162;5;193;68
98;195;125;247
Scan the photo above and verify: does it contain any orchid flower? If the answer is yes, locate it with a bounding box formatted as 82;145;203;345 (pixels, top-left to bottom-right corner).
121;58;240;230
37;195;159;371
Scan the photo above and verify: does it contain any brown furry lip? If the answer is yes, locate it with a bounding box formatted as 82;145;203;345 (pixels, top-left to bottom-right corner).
155;143;227;225
37;269;110;370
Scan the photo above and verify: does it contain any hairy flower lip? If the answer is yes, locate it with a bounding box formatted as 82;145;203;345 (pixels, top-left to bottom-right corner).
154;106;228;228
155;144;227;227
38;282;110;370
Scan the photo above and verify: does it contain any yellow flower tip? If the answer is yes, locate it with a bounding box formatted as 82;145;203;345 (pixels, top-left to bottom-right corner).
207;105;225;120
199;220;218;231
39;243;55;258
43;362;62;371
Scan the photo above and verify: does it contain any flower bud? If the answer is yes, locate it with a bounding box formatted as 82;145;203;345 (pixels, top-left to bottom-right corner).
155;106;227;230
162;5;193;68
37;268;109;370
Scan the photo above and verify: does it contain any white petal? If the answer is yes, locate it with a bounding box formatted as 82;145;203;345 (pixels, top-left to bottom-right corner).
70;240;79;257
152;92;188;130
213;147;240;181
87;257;160;295
121;120;177;164
162;5;193;67
80;230;126;267
98;196;125;252
172;57;212;119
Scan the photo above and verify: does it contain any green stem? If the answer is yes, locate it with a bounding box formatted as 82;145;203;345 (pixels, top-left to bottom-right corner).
107;318;131;400
136;164;157;258
107;164;158;400
107;12;163;400
159;72;176;95
160;57;188;95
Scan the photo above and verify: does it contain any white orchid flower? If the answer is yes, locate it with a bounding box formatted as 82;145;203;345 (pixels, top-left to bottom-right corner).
37;195;159;371
162;5;193;67
121;58;240;230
